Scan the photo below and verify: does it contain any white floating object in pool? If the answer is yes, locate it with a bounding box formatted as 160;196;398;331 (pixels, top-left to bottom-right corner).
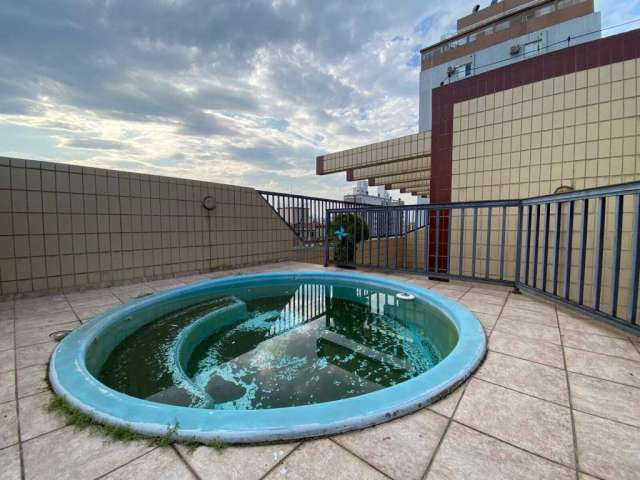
396;292;415;301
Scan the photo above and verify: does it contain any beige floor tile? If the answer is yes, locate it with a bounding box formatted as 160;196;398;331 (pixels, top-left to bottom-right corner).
146;279;187;292
14;310;77;333
504;296;556;316
0;349;15;373
574;411;640;480
565;348;640;388
473;312;499;332
0;330;14;351
0;300;14;312
426;422;574;480
73;304;120;322
16;365;48;399
16;342;55;370
569;373;640;428
475;352;569;405
179;274;212;284
18;391;66;441
263;439;387;480
488;330;564;368
176;442;298;480
0;319;14;332
0;444;21;480
333;408;447;480
493;318;561;345
428;384;466;418
430;290;464;301
65;290;119;308
454;379;574;467
0;370;16;404
14;297;70;318
431;283;470;294
5;268;640;479
498;306;558;327
110;284;154;303
22;426;151;480
459;299;503;316
15;321;79;348
557;311;627;339
431;286;470;300
461;291;507;306
0;401;18;449
562;331;640;361
14;298;70;316
0;317;14;333
103;447;195;479
469;285;510;297
405;277;439;289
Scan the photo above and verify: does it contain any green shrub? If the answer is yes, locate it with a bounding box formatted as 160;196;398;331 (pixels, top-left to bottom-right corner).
328;213;369;264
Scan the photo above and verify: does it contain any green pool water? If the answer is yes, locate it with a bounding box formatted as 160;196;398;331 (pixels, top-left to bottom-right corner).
97;279;457;410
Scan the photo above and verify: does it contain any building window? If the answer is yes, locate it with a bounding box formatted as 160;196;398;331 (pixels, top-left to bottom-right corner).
558;0;586;10
523;41;540;57
495;20;511;32
450;62;472;80
535;4;555;17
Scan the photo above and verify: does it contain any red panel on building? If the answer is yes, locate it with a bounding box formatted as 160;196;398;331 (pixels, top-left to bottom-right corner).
428;28;640;274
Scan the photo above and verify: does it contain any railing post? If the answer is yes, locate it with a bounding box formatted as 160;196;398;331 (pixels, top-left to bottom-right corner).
627;194;640;325
513;203;524;293
323;210;330;267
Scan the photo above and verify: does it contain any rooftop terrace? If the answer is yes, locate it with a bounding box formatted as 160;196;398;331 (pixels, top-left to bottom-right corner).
1;261;638;479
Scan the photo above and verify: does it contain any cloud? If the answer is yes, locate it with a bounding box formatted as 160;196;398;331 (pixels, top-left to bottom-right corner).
64;138;129;151
7;0;632;200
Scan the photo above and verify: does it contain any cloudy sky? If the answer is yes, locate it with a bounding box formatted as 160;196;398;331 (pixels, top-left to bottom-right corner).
1;1;638;200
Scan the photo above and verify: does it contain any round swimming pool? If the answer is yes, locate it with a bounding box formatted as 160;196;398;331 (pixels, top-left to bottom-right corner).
49;271;486;443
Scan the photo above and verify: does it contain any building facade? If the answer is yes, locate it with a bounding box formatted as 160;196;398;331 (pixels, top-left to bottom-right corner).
315;4;640;319
432;30;640;203
343;181;403;206
420;0;601;131
315;1;640;206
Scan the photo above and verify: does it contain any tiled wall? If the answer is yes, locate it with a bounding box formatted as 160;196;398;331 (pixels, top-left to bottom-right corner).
370;171;430;187
0;157;321;297
447;58;640;320
452;59;640;202
358;229;428;271
317;132;431;175
349;156;430;182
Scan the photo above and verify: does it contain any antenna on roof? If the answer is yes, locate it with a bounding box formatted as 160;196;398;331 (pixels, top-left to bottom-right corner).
491;0;498;5
472;4;480;12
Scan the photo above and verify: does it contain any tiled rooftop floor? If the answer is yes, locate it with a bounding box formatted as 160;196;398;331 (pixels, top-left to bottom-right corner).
1;262;639;480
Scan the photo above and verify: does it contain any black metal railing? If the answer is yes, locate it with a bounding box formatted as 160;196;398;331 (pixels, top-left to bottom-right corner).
259;191;361;244
324;182;640;333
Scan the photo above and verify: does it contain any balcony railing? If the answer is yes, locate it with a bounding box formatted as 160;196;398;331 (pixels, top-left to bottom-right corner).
258;190;361;244
324;181;640;334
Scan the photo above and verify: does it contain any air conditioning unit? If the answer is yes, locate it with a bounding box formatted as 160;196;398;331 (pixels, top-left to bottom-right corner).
447;65;456;77
510;44;521;55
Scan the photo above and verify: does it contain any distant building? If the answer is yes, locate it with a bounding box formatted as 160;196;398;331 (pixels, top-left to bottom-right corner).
343;182;405;238
316;0;621;205
279;205;310;226
419;0;601;131
344;181;404;206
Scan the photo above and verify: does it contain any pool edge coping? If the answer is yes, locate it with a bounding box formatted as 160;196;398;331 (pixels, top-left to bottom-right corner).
49;271;487;444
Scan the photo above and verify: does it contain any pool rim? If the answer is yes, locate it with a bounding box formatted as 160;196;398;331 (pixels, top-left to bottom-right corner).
49;271;486;443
